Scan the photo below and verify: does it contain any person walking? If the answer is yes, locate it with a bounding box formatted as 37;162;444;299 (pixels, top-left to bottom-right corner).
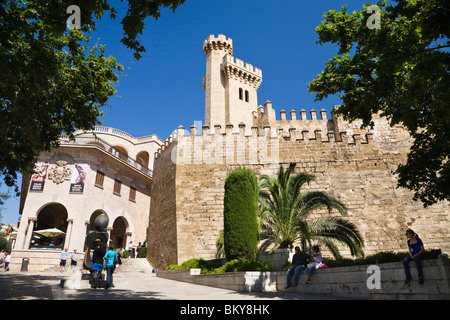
127;241;133;258
91;243;106;288
137;242;141;258
0;250;5;269
285;246;310;288
403;229;425;285
4;253;11;271
104;246;118;290
59;248;69;273
114;249;122;274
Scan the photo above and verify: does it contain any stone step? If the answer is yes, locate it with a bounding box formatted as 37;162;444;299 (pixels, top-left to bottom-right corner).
118;258;154;273
60;259;154;289
43;257;153;274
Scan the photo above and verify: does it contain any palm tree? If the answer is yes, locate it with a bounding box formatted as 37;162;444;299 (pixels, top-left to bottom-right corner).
258;163;364;258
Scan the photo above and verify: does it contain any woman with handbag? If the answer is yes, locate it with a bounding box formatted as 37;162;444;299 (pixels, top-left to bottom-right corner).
305;245;323;284
104;246;118;290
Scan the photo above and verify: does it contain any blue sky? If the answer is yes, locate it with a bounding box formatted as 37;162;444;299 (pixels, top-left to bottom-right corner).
1;0;374;225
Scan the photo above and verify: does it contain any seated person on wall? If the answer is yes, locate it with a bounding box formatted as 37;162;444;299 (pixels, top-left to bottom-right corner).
403;229;425;285
305;245;324;284
286;246;310;288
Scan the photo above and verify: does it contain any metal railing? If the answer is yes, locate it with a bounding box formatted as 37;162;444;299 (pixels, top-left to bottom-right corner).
59;135;153;178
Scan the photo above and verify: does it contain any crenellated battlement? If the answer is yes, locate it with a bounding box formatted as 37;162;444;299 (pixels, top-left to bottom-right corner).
154;95;413;168
154;120;375;165
157;123;372;144
221;54;262;89
203;34;233;55
253;100;332;128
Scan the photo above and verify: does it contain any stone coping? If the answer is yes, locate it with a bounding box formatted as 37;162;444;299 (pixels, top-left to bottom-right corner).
157;259;450;300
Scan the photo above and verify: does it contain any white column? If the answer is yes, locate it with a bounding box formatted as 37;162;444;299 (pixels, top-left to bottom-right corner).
22;217;37;249
64;219;74;250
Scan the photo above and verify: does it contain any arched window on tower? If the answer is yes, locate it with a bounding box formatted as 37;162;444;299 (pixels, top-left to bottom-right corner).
245;90;249;102
239;88;243;100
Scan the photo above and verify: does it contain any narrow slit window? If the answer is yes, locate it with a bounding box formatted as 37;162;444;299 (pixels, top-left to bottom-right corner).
245;90;249;102
239;88;243;100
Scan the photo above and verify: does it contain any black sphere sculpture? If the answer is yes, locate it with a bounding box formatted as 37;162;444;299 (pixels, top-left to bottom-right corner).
83;214;109;271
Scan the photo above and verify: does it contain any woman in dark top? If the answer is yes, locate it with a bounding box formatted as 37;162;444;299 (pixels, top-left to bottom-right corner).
403;229;425;285
91;243;106;288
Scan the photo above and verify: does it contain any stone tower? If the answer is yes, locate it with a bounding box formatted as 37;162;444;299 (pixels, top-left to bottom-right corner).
203;34;262;130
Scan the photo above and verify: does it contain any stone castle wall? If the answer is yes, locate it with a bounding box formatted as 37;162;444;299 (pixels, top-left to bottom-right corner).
147;141;178;269
147;113;450;270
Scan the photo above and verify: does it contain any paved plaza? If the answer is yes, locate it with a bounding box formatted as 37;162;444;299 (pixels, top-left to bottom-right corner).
0;270;341;301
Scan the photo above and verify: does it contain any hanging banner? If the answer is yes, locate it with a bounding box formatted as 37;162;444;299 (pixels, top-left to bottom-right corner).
29;162;49;192
70;163;88;194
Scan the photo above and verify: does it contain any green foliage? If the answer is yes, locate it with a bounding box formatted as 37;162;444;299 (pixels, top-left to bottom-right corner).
0;232;12;253
223;168;258;260
137;246;146;258
166;258;222;273
323;251;409;267
165;258;272;274
215;229;225;258
1;0;186;191
308;0;450;207
15;0;187;60
216;259;271;273
0;182;11;222
258;164;364;258
0;1;123;192
166;258;205;271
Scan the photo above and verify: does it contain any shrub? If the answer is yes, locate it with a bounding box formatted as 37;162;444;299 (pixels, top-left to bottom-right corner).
218;259;272;273
137;246;146;258
322;251;410;267
165;258;272;274
166;258;221;273
166;258;204;270
223;168;258;260
0;232;11;252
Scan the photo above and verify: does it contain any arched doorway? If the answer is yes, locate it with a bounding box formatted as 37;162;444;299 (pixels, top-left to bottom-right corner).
86;210;108;233
110;217;128;250
84;210;109;252
30;203;68;250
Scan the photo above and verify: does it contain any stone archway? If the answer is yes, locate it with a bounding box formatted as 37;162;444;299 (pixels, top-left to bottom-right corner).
136;151;149;168
110;217;129;250
110;145;129;161
30;203;68;250
86;210;108;232
84;210;109;250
